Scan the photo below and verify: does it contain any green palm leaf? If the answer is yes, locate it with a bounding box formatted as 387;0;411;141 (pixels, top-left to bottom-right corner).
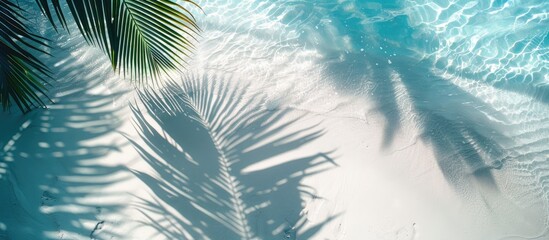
1;0;200;112
37;0;201;82
0;0;52;113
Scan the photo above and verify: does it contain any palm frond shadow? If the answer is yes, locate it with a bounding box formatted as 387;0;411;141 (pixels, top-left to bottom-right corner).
299;0;512;194
326;52;516;197
314;2;549;231
129;75;338;239
1;24;129;239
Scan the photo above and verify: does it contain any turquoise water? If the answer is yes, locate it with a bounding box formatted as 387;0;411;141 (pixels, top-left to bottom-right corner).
199;0;547;92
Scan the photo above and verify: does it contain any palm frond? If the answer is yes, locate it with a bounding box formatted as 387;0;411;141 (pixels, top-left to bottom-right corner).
37;0;201;83
0;0;52;112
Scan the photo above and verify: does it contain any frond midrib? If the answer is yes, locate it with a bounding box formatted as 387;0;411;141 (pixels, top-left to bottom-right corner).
183;89;255;240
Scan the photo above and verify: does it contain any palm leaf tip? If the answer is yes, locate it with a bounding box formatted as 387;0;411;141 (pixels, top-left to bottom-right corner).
38;0;202;83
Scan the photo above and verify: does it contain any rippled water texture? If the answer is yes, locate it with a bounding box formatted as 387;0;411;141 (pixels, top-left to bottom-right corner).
193;0;549;230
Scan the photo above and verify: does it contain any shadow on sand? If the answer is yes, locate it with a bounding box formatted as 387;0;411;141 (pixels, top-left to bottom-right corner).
303;1;549;234
290;0;512;195
128;74;338;239
0;22;129;238
274;1;548;203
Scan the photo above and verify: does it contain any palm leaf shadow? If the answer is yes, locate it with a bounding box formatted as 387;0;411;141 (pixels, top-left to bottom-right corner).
306;2;512;194
128;74;338;239
0;19;130;239
314;4;549;233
